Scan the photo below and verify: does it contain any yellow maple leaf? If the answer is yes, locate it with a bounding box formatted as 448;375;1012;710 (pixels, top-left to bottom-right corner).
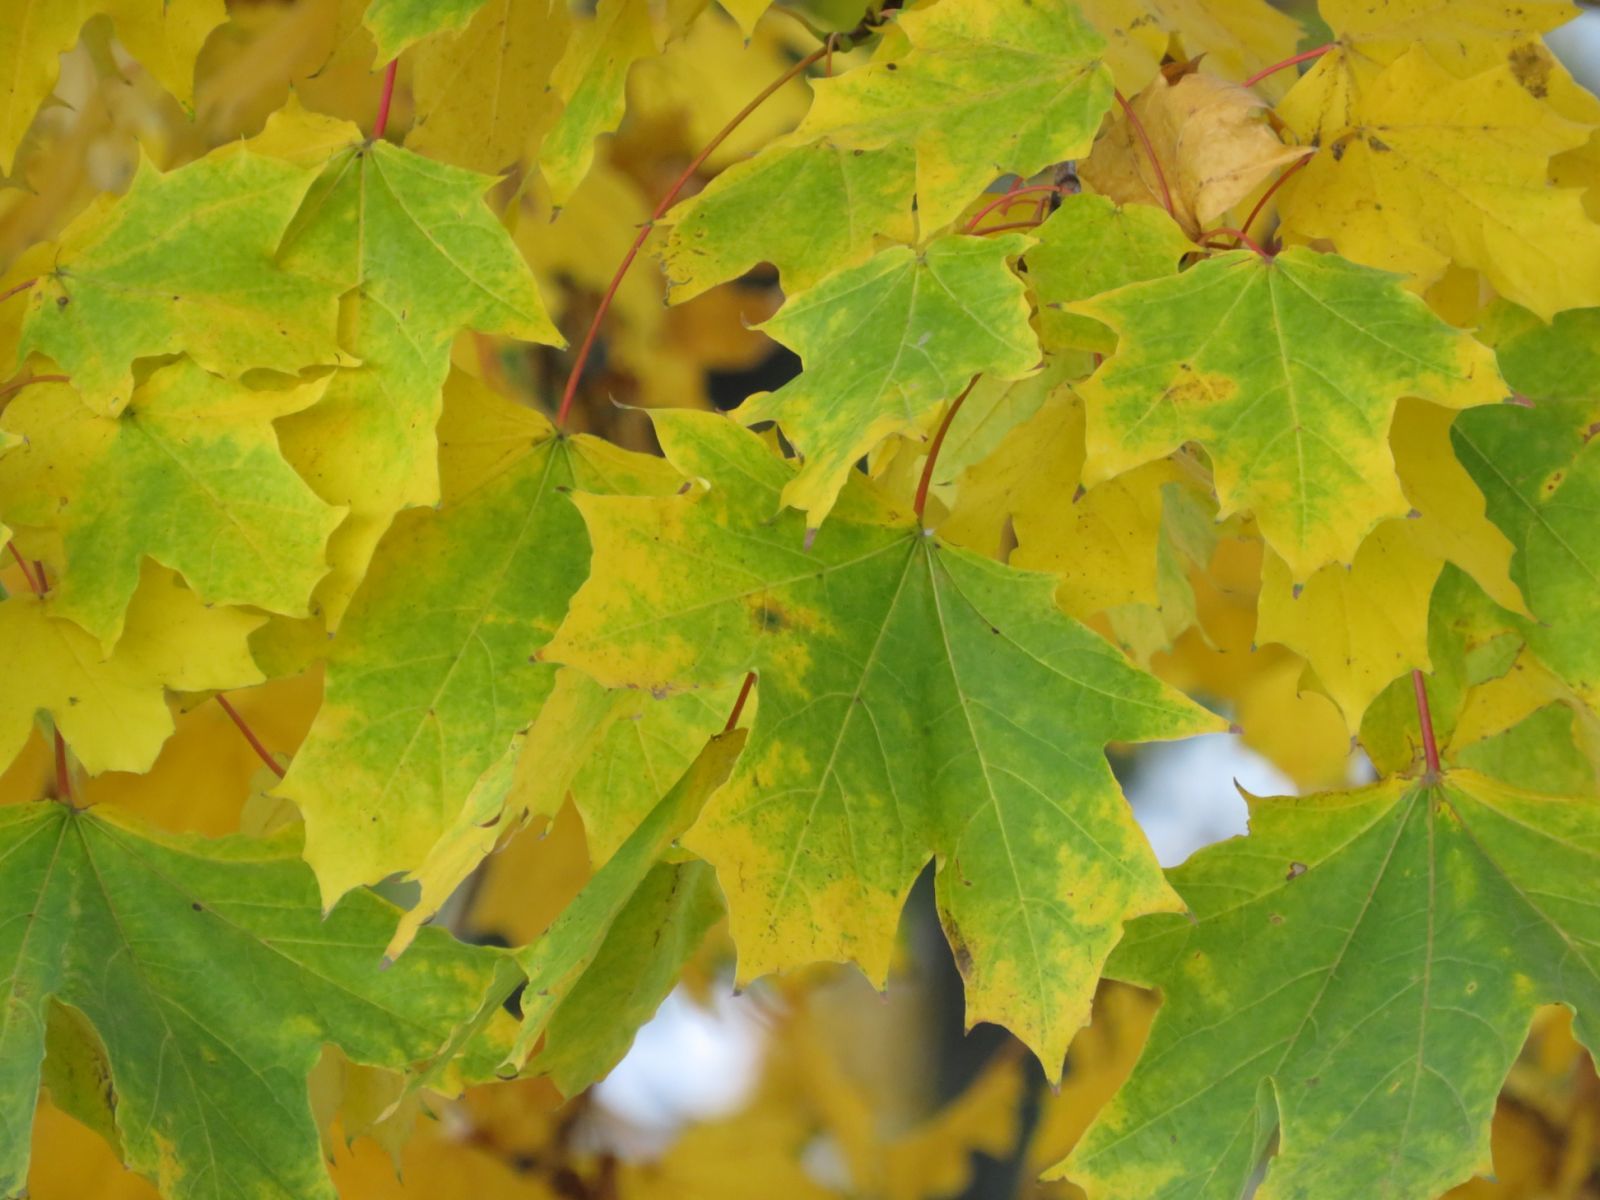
1277;46;1600;318
1257;399;1525;731
0;564;263;777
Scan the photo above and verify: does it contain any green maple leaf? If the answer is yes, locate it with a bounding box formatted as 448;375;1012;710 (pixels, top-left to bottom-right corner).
1453;305;1600;708
545;409;1221;1071
659;140;916;301
278;374;679;917
0;799;505;1200
1070;246;1506;579
258;106;561;619
740;232;1040;528
508;732;744;1094
0;365;343;646
796;0;1113;232
12;152;346;415
1062;768;1600;1200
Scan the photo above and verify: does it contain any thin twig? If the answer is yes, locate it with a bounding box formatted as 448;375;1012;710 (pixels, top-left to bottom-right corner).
6;541;44;595
1197;226;1273;258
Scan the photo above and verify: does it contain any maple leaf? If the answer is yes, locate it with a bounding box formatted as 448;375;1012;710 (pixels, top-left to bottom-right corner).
1452;306;1600;709
0;565;263;777
540;0;713;204
253;104;560;621
1084;69;1309;241
0;799;505;1200
406;0;572;174
1276;47;1600;320
739;232;1040;528
1080;0;1302;96
795;0;1113;232
1069;246;1506;579
1060;768;1600;1200
659;139;917;301
278;374;678;918
1025;193;1193;355
546;409;1222;1071
0;366;343;646
510;668;739;866
0;0;227;173
940;390;1211;667
508;732;744;1094
11;151;346;415
1256;399;1523;731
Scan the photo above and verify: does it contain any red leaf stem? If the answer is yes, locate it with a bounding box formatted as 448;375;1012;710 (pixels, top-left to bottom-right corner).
969;218;1048;236
1237;154;1310;248
0;372;69;399
1113;89;1175;220
1196;226;1272;258
1411;669;1442;776
724;671;757;732
1242;44;1333;89
963;184;1069;233
0;277;37;305
216;694;287;778
913;375;980;524
555;42;831;429
6;540;44;596
373;59;399;140
53;730;72;801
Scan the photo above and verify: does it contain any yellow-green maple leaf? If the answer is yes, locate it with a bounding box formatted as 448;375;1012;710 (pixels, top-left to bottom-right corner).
278;374;678;915
507;733;744;1092
251;103;561;623
0;0;226;174
1277;46;1600;319
540;0;713;204
0;366;343;646
0;565;262;777
659;139;917;301
12;151;346;415
1026;193;1194;355
547;409;1221;1072
363;0;490;60
795;0;1113;232
1069;246;1506;579
740;232;1040;528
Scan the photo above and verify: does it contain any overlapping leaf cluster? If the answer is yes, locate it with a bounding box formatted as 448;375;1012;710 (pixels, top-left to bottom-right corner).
2;0;1600;1196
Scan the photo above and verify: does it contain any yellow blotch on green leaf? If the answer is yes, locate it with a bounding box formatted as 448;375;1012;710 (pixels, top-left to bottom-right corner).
0;365;342;647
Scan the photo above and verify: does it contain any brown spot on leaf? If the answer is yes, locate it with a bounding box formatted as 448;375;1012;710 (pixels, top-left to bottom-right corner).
1285;861;1307;880
1509;43;1550;98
